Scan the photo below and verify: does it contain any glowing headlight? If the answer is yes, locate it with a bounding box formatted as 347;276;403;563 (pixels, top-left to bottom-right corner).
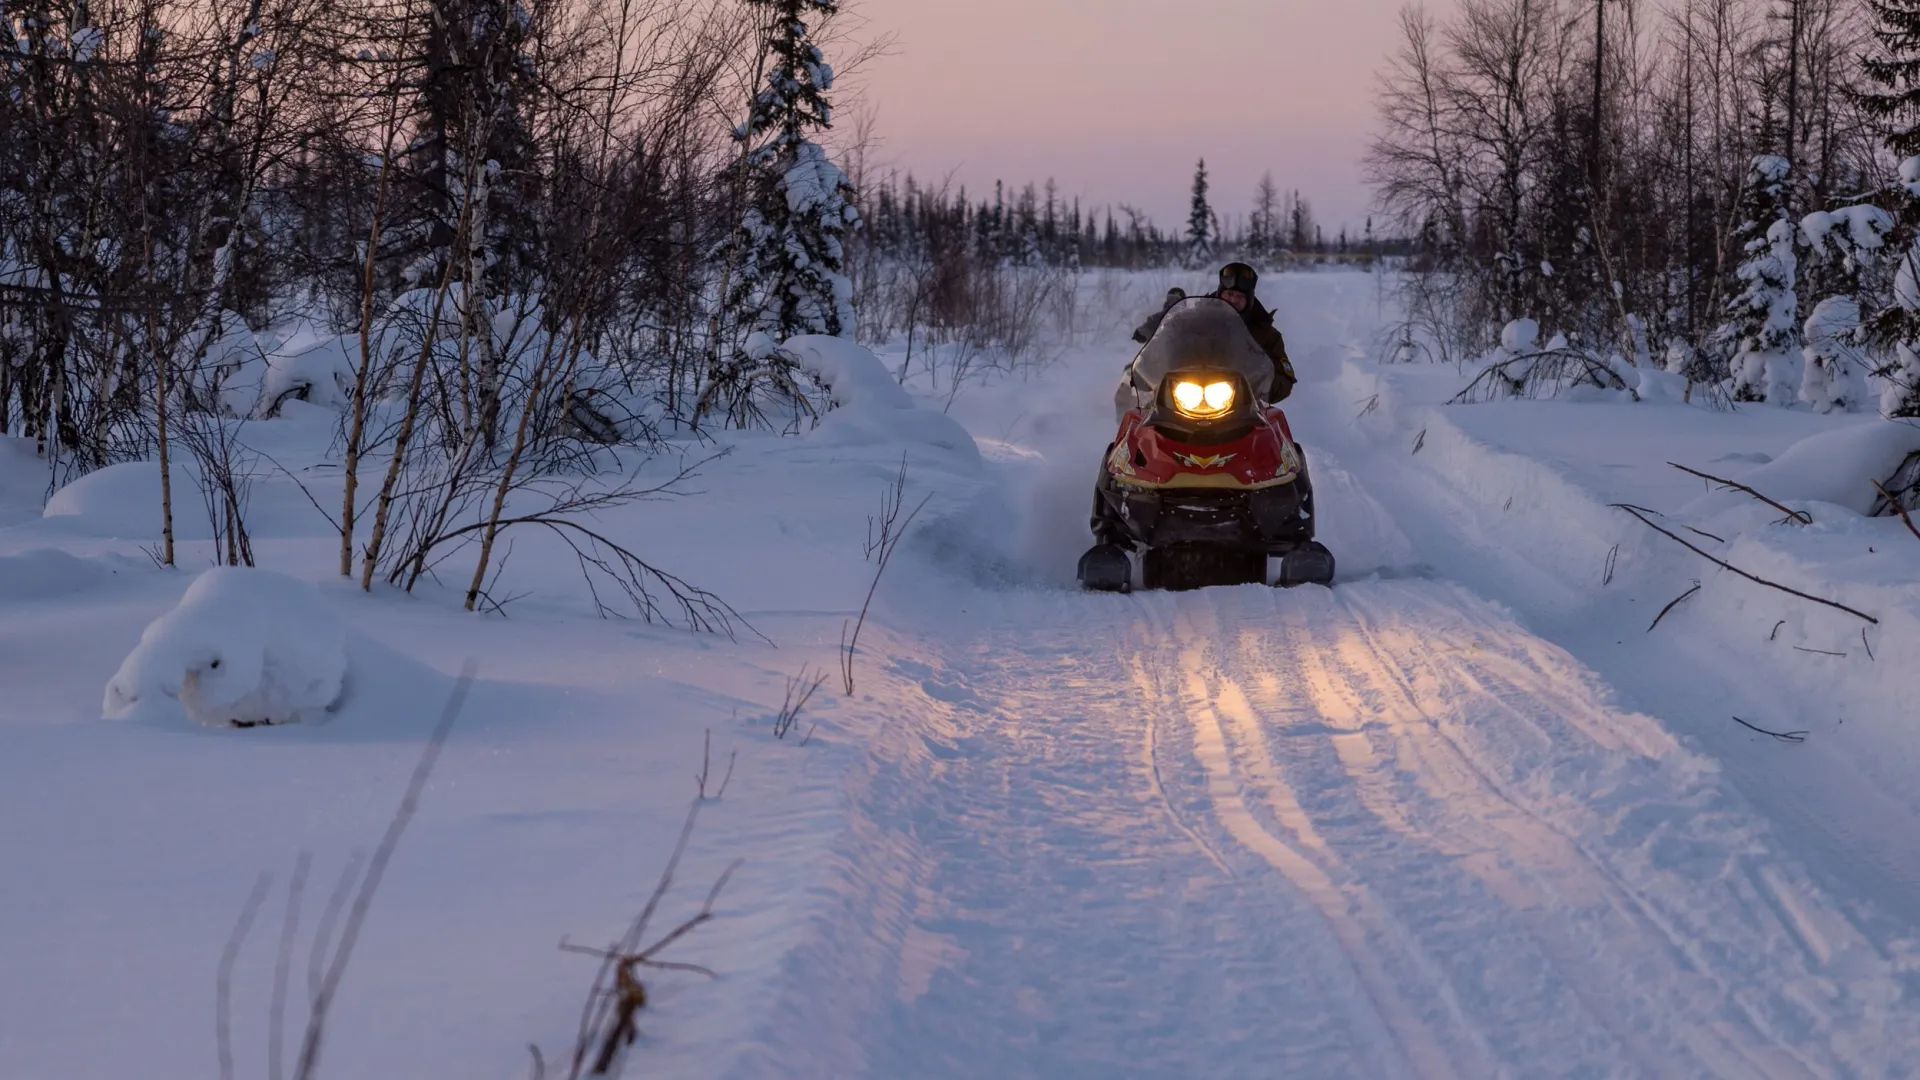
1171;379;1236;418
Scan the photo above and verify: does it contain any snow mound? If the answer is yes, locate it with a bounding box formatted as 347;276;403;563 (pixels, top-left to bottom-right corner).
43;460;190;538
103;567;347;727
1687;420;1920;518
776;334;982;472
782;334;913;410
261;331;358;415
0;549;111;601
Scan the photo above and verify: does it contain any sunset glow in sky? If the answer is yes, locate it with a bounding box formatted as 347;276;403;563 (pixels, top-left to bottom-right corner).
850;0;1432;237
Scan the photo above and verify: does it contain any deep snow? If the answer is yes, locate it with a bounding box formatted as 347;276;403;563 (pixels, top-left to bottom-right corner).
5;270;1920;1078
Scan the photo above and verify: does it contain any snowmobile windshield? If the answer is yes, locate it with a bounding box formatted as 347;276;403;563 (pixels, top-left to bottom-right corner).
1131;298;1274;403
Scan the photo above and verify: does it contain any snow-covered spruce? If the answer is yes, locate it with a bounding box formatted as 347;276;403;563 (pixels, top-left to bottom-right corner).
722;0;859;343
1187;158;1214;268
103;567;347;727
1884;158;1920;419
1722;156;1800;405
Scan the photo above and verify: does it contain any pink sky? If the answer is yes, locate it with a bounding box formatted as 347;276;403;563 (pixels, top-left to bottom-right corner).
845;0;1430;237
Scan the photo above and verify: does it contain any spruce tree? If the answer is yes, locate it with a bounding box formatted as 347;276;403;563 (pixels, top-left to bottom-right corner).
1250;172;1279;263
724;0;859;341
1882;159;1920;416
1722;155;1800;403
1859;0;1920;416
1187;159;1213;267
1860;0;1920;158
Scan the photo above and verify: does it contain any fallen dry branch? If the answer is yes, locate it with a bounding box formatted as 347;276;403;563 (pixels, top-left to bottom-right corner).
1612;504;1878;624
1872;480;1920;544
1647;582;1702;633
1732;715;1808;744
1670;462;1811;525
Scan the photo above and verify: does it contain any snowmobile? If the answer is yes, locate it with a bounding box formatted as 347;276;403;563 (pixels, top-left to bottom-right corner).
1079;297;1334;592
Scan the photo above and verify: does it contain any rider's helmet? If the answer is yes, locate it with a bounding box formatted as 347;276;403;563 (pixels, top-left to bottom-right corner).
1218;262;1259;298
1164;287;1187;308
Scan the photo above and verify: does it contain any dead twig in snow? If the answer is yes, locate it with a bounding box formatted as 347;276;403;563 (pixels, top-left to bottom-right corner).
1732;715;1808;744
1648;582;1702;632
1873;480;1920;543
775;667;828;740
1611;504;1879;624
1603;544;1619;586
556;795;741;1078
269;853;312;1080
218;875;273;1080
291;668;474;1080
1411;428;1427;455
1770;620;1787;641
1670;462;1812;525
695;729;736;800
1863;628;1875;662
1792;645;1848;657
843;470;931;695
1684;525;1726;543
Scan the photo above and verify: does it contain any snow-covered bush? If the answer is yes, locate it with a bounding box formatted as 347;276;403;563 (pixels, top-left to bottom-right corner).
103;567;347;727
1451;322;1635;403
1800;297;1870;414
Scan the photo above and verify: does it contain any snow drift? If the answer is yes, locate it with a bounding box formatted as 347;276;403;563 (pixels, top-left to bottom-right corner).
103;567;347;727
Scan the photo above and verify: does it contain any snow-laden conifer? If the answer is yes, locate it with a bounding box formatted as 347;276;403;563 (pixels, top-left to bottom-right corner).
1722;157;1800;405
1187;159;1213;268
723;0;859;341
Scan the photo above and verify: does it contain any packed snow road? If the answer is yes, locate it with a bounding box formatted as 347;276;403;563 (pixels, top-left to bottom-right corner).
735;278;1920;1078
751;579;1914;1079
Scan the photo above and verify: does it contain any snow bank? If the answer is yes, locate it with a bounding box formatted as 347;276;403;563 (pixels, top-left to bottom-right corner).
0;548;110;601
781;334;914;410
103;567;347;727
778;334;983;471
1688;421;1920;518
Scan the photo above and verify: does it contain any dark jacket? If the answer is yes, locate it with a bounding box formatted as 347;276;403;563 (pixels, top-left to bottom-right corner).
1131;293;1296;403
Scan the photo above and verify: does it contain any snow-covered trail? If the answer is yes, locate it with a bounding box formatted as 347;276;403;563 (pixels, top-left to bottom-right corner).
731;277;1920;1078
748;581;1914;1077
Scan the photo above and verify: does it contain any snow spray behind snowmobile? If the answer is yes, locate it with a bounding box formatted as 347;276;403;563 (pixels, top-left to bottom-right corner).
1079;297;1334;592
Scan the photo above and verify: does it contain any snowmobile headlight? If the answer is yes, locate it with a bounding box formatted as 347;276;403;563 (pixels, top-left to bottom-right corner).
1171;378;1235;419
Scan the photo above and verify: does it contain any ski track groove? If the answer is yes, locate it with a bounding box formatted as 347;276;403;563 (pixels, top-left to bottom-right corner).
1154;596;1468;1080
751;575;1920;1078
1289;580;1746;1077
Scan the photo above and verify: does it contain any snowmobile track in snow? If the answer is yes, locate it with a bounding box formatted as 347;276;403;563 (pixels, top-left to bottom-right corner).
754;567;1920;1079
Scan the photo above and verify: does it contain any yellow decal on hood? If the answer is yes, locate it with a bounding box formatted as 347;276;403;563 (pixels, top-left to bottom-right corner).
1174;451;1237;469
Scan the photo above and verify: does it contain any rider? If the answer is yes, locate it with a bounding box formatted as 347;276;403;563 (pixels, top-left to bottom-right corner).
1133;263;1296;403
